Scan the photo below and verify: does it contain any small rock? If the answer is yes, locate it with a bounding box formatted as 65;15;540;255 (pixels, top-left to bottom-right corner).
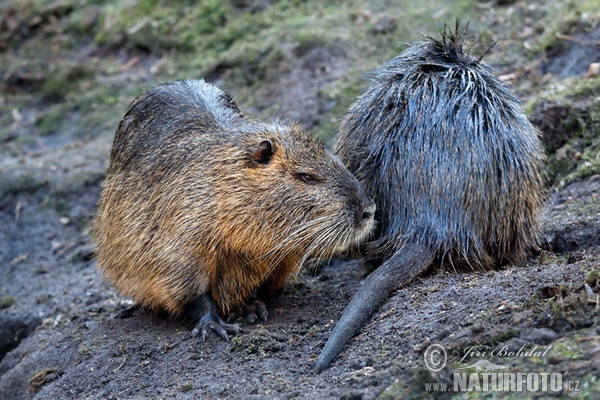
547;355;568;364
539;285;562;299
413;336;431;353
584;345;600;367
449;328;473;340
285;390;301;399
520;328;558;345
371;15;397;34
586;62;600;77
471;325;485;334
510;309;534;325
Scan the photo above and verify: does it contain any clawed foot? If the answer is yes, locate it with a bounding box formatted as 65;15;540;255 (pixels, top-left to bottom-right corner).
185;295;270;341
192;313;240;342
229;298;269;324
243;298;269;324
186;294;240;341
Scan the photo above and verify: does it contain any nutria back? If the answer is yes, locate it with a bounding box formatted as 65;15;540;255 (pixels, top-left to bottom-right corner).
94;79;375;328
316;24;545;371
334;27;545;270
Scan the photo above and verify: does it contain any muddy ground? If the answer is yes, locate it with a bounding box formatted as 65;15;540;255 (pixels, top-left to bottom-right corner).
1;1;599;399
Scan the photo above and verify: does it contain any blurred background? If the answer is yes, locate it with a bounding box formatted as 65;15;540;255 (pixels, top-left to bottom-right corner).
1;0;598;188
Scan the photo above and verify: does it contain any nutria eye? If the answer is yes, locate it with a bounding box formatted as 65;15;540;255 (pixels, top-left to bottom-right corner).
296;173;318;184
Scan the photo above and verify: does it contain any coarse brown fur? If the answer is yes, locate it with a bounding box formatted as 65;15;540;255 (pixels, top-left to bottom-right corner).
94;79;374;330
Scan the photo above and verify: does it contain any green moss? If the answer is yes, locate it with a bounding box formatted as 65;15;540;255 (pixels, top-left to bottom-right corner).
0;172;48;197
0;110;16;143
586;269;600;285
36;104;66;136
0;296;16;310
516;0;585;57
551;336;586;360
179;382;194;392
65;6;102;36
533;72;600;185
95;1;231;53
40;64;96;101
12;0;483;147
562;156;600;186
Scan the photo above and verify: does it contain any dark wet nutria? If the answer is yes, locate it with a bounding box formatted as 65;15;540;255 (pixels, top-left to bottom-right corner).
94;79;375;340
315;24;545;371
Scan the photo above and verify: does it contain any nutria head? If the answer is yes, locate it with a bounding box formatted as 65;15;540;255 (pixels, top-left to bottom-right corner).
212;121;375;271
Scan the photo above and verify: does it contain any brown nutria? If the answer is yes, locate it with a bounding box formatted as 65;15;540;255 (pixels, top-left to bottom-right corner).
94;79;375;340
315;23;545;371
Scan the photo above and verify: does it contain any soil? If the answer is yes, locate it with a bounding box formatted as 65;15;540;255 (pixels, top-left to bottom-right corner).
1;1;599;399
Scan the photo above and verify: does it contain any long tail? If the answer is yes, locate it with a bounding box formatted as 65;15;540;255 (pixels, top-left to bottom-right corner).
315;241;434;372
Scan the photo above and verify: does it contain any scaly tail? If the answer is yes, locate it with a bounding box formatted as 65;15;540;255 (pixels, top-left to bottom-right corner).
315;241;434;372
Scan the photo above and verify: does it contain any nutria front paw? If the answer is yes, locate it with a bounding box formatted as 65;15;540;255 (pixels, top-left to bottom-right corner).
186;294;240;341
192;313;240;342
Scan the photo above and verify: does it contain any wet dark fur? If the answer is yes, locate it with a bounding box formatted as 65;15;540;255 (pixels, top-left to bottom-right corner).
316;23;545;371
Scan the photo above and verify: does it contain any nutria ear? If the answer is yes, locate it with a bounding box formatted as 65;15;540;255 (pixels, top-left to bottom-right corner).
251;140;274;165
